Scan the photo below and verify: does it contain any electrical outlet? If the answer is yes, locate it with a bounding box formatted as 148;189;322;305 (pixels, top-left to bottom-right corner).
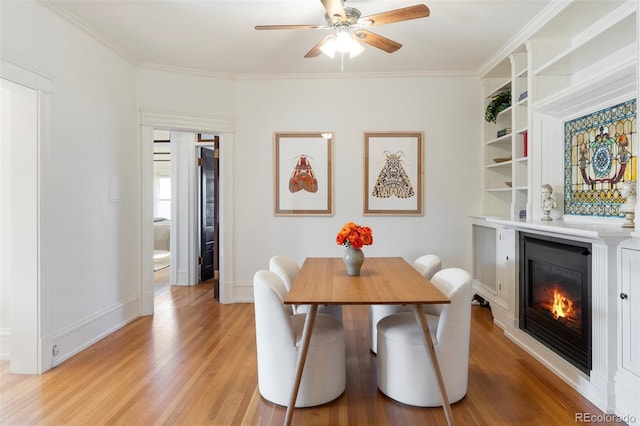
52;345;59;357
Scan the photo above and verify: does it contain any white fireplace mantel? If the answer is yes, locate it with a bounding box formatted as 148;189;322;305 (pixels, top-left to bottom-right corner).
487;217;635;241
472;215;637;416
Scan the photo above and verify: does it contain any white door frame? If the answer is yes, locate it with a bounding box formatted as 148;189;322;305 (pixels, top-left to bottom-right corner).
139;110;234;314
1;57;53;373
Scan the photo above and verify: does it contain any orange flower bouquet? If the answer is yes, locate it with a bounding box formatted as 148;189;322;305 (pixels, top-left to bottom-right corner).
336;222;373;250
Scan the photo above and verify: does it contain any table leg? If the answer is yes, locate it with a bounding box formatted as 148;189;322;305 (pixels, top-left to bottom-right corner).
284;304;318;426
413;305;454;426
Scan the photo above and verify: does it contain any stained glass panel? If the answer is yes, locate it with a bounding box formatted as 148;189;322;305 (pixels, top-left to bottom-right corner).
564;99;637;217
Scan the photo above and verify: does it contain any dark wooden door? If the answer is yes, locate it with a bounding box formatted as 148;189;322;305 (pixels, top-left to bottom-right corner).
200;138;219;297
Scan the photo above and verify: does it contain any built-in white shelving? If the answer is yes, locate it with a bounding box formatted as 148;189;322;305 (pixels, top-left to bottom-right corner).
474;0;638;416
479;0;636;221
535;8;635;76
481;50;526;218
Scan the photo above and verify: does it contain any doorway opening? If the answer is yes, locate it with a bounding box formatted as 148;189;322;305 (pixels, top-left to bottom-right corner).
1;62;53;373
140;110;233;313
149;130;221;301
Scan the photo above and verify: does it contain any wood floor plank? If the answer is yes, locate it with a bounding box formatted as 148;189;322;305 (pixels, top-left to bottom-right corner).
0;283;624;425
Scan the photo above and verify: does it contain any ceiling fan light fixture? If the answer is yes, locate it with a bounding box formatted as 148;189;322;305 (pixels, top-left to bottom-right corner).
320;32;364;59
335;30;354;53
320;36;337;58
348;40;365;58
258;3;431;60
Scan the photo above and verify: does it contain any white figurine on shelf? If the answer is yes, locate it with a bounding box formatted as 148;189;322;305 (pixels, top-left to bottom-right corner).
541;183;556;221
619;180;636;229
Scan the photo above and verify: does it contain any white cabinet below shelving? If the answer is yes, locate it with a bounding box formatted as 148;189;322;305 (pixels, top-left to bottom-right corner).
615;238;640;421
471;220;515;329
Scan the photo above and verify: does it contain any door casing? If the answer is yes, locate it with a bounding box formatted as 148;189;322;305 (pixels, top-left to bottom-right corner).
140;110;234;314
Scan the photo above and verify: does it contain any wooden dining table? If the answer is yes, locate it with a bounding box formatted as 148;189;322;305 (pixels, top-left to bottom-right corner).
283;256;453;426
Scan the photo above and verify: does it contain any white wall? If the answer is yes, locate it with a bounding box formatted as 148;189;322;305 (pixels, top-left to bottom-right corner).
136;68;236;117
0;0;484;370
233;77;483;295
1;0;139;368
0;83;8;360
138;70;484;298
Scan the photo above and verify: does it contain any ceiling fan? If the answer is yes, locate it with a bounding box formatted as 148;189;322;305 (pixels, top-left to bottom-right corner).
255;0;430;59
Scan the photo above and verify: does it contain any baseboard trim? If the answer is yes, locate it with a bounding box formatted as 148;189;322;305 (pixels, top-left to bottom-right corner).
233;282;254;303
41;295;140;372
0;327;9;361
504;327;609;413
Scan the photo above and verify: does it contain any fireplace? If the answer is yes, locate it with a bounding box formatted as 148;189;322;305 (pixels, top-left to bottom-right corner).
519;233;592;375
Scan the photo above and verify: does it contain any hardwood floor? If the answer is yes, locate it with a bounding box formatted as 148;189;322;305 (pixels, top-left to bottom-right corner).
153;266;170;297
1;283;623;425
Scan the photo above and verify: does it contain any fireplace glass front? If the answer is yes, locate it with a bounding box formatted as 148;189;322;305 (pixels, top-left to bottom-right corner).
519;233;592;375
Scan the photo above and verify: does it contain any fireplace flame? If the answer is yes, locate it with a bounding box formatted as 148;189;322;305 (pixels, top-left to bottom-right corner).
550;284;576;320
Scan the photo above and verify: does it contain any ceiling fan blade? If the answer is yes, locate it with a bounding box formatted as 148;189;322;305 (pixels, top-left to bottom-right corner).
255;24;329;30
304;35;334;58
355;30;402;53
321;0;346;22
359;4;430;27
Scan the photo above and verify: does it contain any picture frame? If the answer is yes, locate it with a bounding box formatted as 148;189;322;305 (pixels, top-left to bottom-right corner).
364;131;423;216
274;132;333;216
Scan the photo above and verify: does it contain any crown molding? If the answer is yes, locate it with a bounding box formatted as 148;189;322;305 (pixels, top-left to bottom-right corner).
36;0;504;81
137;62;236;80
233;69;477;80
478;0;571;77
139;109;235;134
36;0;138;66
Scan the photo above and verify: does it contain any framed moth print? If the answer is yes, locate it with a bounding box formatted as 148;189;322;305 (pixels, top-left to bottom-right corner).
364;132;423;216
274;132;333;216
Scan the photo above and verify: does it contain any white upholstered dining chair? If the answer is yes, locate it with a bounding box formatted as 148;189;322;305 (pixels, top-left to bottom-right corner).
376;267;472;407
269;255;343;322
253;270;346;407
368;254;442;353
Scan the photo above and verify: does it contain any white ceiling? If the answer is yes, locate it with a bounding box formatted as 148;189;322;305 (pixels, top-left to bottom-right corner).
44;0;554;78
